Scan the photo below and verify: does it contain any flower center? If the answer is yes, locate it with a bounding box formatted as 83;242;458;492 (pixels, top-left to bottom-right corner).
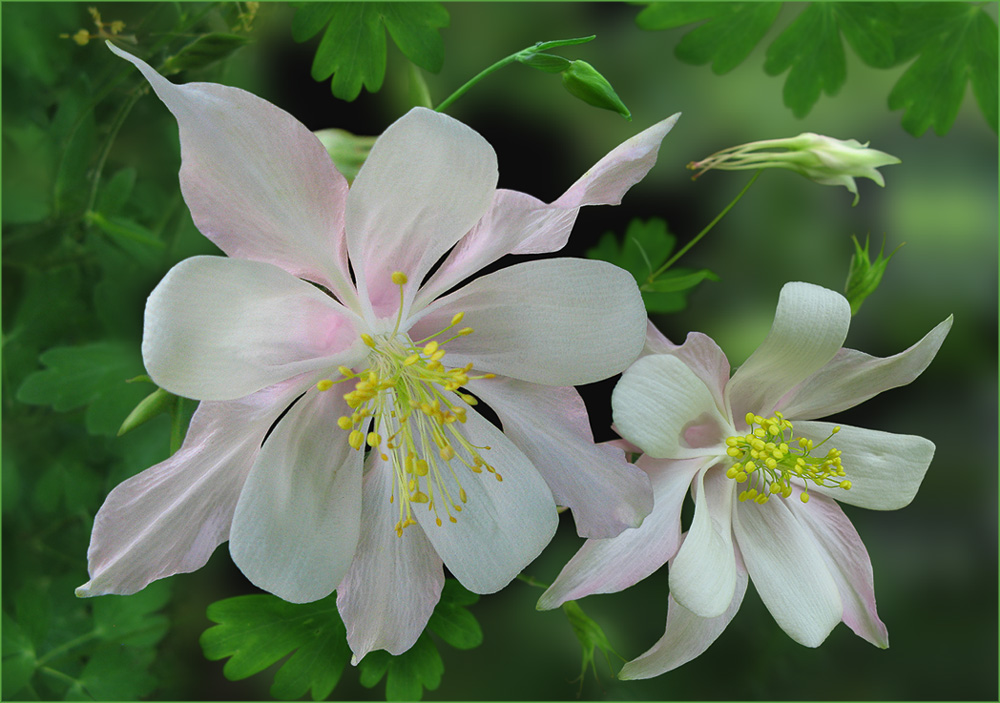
723;412;851;505
317;272;499;536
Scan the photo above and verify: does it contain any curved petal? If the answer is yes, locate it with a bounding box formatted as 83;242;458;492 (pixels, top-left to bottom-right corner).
229;386;364;603
793;421;934;510
727;282;851;420
666;331;731;416
537;456;706;609
336;458;445;662
143;256;366;401
409;258;646;386
415;115;679;306
733;495;842;647
467;376;652;538
405;400;558;594
619;553;748;679
76;376;308;597
785;489;888;647
612;354;731;460
345;108;498;321
669;465;737;618
776;316;952;420
108;44;356;305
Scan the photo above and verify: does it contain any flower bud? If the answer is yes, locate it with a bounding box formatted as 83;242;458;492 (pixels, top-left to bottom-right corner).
844;235;902;315
560;60;631;121
688;133;900;205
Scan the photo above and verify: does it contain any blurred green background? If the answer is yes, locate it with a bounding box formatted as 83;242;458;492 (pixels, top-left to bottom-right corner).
2;2;996;700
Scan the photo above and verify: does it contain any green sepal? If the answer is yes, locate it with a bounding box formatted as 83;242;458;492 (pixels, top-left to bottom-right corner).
561;601;618;684
117;387;175;437
518;51;572;73
561;60;631;120
844;235;902;315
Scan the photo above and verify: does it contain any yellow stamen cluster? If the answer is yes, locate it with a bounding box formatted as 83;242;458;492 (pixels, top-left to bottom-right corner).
317;272;499;536
724;412;850;505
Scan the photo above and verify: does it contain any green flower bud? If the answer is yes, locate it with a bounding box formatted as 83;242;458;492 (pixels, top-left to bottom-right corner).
844;235;902;315
560;60;631;121
688;133;900;205
117;387;174;437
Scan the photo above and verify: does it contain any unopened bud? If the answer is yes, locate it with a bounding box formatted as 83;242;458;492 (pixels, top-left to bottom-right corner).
561;60;631;121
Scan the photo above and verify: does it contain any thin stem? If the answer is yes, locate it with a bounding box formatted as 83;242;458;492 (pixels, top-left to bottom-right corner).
434;54;519;113
644;170;761;286
36;631;99;667
516;573;550;590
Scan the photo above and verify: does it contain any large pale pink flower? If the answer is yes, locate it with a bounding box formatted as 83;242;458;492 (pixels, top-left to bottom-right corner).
539;281;951;679
78;44;678;660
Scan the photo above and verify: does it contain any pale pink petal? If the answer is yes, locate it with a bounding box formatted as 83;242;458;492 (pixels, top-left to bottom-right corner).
143;256;366;401
642;319;677;355
793;421;934;510
733;495;842;647
669;466;737;618
662;331;731;416
76;376;308;597
401;400;558;594
108;44;356;305
229;387;364;603
414;115;679;307
785;489;888;647
337;458;445;663
776;316;953;420
345;108;498;321
537;456;707;609
612;354;730;460
727;282;851;421
619;554;748;679
467;376;652;538
409;258;646;386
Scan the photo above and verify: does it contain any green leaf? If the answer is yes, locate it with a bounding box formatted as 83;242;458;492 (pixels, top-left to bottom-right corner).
76;645;158;700
888;4;998;135
294;2;449;101
2;612;36;699
91;580;172;647
645;268;720;293
844;235;901;315
16;342;148;436
561;601;617;683
200;592;350;701
426;580;481;650
95;167;137;218
358;634;443;702
834;3;898;69
161;33;254;75
764;4;846;118
640;3;782;75
52;75;96;216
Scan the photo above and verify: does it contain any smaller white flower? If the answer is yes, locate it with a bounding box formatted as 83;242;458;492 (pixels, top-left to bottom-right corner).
688;133;901;205
539;282;952;679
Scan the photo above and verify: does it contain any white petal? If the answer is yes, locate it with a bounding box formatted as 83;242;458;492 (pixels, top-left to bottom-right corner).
108;44;356;305
403;401;558;594
793;421;934;510
143;256;366;401
415;115;679;306
612;354;731;460
733;495;842;647
345;108;498;321
669;466;737;618
76;377;307;597
727;282;851;419
468;376;652;538
664;331;731;414
619;558;748;679
785;490;888;647
337;458;445;661
229;387;364;603
409;258;646;386
537;456;706;609
777;316;953;420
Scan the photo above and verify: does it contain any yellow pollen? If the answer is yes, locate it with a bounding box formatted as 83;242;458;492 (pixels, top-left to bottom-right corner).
317;379;334;392
331;276;500;537
724;414;849;506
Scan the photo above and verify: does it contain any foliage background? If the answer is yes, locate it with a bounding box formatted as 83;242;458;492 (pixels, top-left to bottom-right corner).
2;2;996;700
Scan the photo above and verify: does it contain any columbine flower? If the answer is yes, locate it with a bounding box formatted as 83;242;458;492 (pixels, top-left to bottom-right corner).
79;44;678;660
539;281;951;679
688;133;900;205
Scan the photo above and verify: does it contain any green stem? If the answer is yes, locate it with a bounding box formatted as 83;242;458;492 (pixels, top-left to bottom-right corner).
643;170;761;287
434;54;519;113
36;631;99;667
516;573;550;590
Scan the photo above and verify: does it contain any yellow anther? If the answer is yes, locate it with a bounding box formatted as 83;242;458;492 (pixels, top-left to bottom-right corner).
403;354;419;366
440;445;455;461
361;333;376;348
450;312;465;326
800;493;810;503
317;379;334;391
348;430;365;450
415;459;429;476
840;480;852;490
338;365;354;377
411;491;429;504
458;327;474;336
423;341;439;355
391;271;408;285
431;349;446;362
367;432;381;447
337;416;352;430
